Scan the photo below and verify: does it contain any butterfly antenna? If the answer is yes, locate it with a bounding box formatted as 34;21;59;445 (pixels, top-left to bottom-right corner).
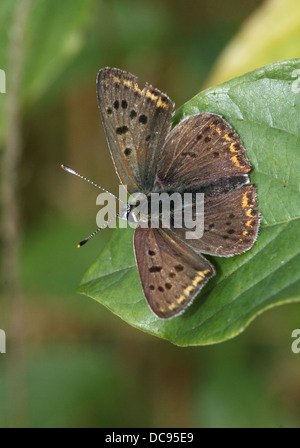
78;214;121;247
61;164;125;203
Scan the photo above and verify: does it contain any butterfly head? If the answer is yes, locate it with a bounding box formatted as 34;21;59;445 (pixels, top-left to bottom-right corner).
120;192;150;224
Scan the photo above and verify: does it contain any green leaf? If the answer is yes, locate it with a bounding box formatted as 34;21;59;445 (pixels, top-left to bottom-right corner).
78;59;300;346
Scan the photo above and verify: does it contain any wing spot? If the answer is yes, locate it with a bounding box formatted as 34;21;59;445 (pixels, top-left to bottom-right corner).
229;142;239;153
148;250;156;256
134;83;142;95
177;295;187;304
169;272;176;278
168;303;178;310
242;188;255;208
204;136;211;143
130;110;137;119
124;148;132;156
150;285;155;291
123;79;132;88
165;283;172;290
184;285;195;295
246;219;256;227
197;134;202;140
145;134;151;142
139;114;148;124
231;154;246;169
121;100;128;109
175;264;184;272
113;100;119;109
158;286;164;292
246;209;257;217
145;90;158;102
149;266;162;273
229;213;235;219
157;97;169;109
227;229;235;234
106;107;112;115
213;152;219;158
116;126;129;135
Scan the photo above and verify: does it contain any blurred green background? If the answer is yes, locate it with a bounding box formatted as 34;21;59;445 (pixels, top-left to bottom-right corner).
0;0;300;428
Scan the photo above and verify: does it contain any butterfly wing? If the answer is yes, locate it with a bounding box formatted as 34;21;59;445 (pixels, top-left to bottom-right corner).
97;68;173;193
155;113;251;192
134;226;215;319
154;112;259;256
171;185;260;256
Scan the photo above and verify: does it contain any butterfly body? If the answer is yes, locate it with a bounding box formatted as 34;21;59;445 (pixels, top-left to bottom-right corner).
97;68;260;319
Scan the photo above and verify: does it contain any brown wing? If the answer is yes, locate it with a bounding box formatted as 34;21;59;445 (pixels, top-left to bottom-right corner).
155;113;252;192
134;226;215;319
97;68;173;193
171;185;260;257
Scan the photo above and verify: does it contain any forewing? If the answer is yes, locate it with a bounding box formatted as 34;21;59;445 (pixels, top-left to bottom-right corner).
134;227;215;319
97;68;173;193
156;113;252;192
171;185;260;257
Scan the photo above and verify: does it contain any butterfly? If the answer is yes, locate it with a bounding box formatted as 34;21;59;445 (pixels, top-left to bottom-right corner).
76;68;260;319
